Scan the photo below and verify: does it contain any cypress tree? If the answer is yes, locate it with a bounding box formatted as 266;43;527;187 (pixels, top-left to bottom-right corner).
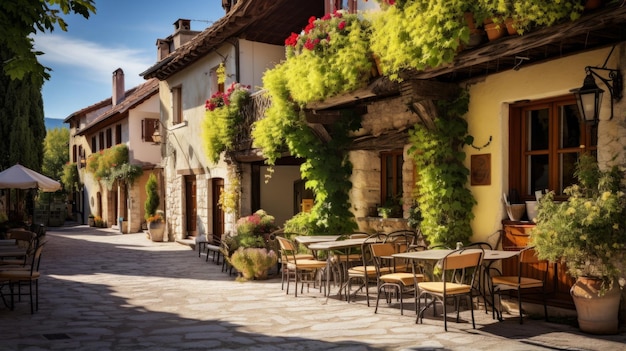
0;45;46;171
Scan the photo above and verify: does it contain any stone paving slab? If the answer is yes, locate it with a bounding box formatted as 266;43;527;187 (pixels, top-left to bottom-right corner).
0;224;625;350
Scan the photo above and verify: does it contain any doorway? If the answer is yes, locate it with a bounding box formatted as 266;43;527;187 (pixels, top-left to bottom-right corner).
211;178;224;241
184;176;197;237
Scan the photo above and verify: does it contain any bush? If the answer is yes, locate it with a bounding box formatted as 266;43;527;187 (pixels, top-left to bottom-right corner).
229;247;278;281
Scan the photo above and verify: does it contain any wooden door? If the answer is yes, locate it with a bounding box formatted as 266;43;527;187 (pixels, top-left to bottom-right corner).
185;176;197;237
212;178;224;242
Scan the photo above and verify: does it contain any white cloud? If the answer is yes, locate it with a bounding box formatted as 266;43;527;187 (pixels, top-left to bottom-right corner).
34;33;153;88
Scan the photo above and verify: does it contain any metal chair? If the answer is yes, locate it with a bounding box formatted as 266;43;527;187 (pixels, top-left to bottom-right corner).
0;241;46;314
490;246;548;324
417;247;484;331
276;236;326;297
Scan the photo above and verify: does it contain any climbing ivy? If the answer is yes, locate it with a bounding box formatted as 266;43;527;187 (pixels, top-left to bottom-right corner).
408;91;476;248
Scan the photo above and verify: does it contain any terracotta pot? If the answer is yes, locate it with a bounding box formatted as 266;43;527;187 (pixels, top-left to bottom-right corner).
584;0;604;11
570;277;621;334
504;18;519;36
485;22;507;41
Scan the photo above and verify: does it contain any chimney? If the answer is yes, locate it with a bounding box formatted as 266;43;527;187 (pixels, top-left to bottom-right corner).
155;19;200;61
112;68;125;106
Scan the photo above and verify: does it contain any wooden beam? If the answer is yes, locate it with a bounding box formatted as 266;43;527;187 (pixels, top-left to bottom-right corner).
411;6;626;80
306;77;400;110
400;80;461;100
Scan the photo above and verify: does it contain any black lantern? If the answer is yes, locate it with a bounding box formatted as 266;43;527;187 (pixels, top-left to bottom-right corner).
570;66;622;124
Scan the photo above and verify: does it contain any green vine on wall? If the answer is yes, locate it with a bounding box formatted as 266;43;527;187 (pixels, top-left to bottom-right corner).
85;144;143;189
408;90;476;248
202;82;251;164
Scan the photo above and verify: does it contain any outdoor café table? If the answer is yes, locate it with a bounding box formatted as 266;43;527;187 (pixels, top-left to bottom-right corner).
308;238;367;299
294;235;341;248
393;249;520;313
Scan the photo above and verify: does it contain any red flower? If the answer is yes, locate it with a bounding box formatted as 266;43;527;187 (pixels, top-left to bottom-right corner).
338;21;346;30
333;10;342;18
285;32;299;47
322;13;331;21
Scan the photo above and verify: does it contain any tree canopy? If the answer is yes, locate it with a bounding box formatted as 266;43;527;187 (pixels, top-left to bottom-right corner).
42;127;70;179
0;0;96;84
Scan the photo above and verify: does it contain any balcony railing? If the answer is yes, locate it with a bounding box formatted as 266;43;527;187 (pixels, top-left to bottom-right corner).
234;90;271;150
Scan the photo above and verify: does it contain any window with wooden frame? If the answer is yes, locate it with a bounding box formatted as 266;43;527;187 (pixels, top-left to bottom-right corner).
381;150;403;205
142;118;158;143
106;128;112;148
509;95;597;201
99;132;105;151
325;0;357;13
172;86;183;124
115;124;122;144
91;136;96;153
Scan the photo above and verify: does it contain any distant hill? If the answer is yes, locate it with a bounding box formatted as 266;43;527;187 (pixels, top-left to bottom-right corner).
45;118;67;130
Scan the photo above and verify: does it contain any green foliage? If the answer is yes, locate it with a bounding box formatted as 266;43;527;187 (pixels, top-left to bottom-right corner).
202;83;251;164
144;173;159;220
408;91;476;248
229;247;278;281
42;127;69;180
61;162;81;192
84;144;140;187
531;154;626;288
0;45;46;171
369;1;472;79
219;165;240;216
0;0;96;83
283;12;375;104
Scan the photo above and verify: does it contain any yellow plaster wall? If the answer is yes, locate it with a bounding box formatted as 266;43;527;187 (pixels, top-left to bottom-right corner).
465;46;619;242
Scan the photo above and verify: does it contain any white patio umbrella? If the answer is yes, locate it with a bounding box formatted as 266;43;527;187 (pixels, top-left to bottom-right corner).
0;164;61;192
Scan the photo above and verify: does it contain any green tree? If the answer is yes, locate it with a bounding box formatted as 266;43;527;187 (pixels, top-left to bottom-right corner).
0;45;46;171
0;0;96;83
42;127;69;179
144;173;159;220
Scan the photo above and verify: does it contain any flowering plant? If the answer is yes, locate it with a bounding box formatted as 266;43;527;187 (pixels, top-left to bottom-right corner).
280;11;374;104
531;153;626;290
236;209;279;237
146;212;164;223
201;82;251;163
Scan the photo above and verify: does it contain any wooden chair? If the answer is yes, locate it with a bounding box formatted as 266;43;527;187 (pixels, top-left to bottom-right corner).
371;243;424;315
490;246;548;324
0;241;46;314
417;248;484;331
276;236;326;297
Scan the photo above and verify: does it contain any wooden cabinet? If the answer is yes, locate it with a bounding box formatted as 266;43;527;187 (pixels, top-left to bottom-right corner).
502;220;575;309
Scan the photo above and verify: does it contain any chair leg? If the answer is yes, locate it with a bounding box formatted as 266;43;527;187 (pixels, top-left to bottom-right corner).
518;288;524;324
443;295;448;332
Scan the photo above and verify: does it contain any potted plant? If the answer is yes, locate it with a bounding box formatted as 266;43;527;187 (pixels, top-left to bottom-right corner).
229;247;278;281
223;210;280;279
145;173;165;242
531;153;626;334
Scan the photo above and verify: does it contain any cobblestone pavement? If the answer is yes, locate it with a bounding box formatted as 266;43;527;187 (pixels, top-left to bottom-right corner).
0;224;625;350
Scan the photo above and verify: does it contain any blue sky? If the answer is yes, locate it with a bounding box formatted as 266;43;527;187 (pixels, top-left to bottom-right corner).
34;1;225;120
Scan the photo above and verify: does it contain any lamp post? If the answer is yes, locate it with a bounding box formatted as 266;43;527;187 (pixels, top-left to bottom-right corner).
570;66;622;124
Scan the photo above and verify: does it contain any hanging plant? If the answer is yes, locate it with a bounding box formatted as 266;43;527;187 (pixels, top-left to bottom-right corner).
85;144;142;188
282;11;375;104
201;82;251;164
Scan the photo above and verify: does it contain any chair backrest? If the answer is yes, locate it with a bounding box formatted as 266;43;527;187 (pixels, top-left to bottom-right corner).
370;243;396;258
276;236;297;262
441;249;483;286
519;247;542;263
28;240;46;275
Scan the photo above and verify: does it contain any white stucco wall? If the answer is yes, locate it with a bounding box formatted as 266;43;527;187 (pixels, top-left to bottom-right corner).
128;93;161;165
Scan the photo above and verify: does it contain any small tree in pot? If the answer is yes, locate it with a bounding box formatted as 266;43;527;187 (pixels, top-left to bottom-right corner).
145;173;164;241
531;153;626;334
